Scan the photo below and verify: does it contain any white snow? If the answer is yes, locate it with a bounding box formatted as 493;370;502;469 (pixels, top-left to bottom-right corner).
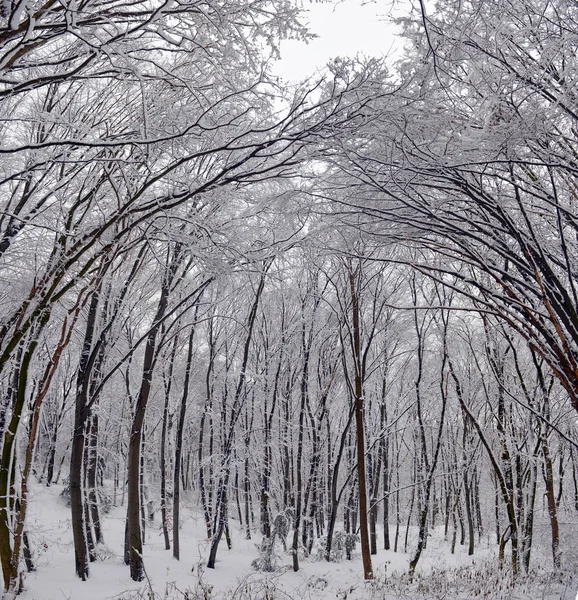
18;482;577;600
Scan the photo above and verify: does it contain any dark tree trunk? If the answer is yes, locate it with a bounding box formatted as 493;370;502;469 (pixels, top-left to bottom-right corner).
261;319;285;538
291;333;308;572
160;333;179;553
325;407;354;561
464;478;475;556
160;404;171;551
174;322;197;560
126;252;179;581
0;341;33;591
198;317;215;540
207;262;270;569
70;290;100;581
86;413;103;545
542;435;561;570
409;307;448;580
348;267;373;580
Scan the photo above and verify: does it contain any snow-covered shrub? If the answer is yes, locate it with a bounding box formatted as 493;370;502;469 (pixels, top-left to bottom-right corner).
252;536;282;572
344;532;359;560
93;542;115;561
252;509;298;572
271;509;293;550
308;575;328;591
312;531;359;562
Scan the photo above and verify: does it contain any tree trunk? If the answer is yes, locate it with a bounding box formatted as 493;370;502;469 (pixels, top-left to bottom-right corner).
70;290;101;581
542;435;561;570
160;333;179;552
348;267;373;580
291;338;308;572
126;253;178;581
174;322;197;560
207;261;270;569
409;309;448;580
0;340;35;591
325;407;354;561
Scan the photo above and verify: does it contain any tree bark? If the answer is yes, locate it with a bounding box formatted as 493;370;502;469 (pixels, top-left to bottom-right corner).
173;321;197;560
348;267;373;580
70;290;100;581
126;250;180;581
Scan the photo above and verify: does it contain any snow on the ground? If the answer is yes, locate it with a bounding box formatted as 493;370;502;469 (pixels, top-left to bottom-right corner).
17;483;577;600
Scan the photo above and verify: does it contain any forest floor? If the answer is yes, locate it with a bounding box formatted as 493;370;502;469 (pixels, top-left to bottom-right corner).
17;482;578;600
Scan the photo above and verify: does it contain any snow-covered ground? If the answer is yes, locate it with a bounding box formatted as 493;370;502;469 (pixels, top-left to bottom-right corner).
18;483;577;600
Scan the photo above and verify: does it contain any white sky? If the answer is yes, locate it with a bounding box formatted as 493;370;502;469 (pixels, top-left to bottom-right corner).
273;0;401;81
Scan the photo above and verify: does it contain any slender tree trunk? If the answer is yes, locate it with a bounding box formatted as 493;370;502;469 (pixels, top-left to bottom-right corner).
160;366;172;551
86;413;103;545
126;254;179;581
291;334;308;572
198;318;215;539
409;308;448;580
159;333;179;552
348;267;373;580
70;291;100;581
174;322;197;560
542;435;561;570
9;304;81;592
325;407;354;561
45;414;60;487
207;261;270;569
464;478;474;556
522;453;538;572
260;318;284;539
452;361;519;576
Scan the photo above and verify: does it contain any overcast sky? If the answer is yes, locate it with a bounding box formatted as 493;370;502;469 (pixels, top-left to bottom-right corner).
273;0;400;81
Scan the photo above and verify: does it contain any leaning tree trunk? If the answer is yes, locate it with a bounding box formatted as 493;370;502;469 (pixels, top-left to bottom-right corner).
126;249;183;581
207;261;270;569
325;407;354;561
9;295;83;592
451;360;520;576
409;310;448;580
126;297;168;579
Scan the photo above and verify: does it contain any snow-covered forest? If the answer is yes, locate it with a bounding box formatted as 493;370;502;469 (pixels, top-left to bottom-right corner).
1;0;577;598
